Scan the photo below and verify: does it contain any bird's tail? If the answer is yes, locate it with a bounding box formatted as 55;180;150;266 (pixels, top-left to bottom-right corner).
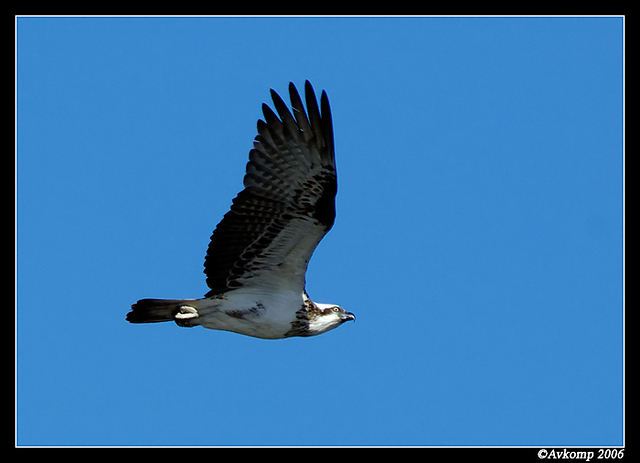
126;298;198;324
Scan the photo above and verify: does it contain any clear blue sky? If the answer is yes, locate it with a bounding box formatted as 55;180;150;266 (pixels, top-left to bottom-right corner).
16;16;624;446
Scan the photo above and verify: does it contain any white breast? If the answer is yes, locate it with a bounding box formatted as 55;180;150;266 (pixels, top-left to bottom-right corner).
192;288;303;339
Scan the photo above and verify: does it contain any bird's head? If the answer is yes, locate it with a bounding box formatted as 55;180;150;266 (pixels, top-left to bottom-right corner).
308;303;355;335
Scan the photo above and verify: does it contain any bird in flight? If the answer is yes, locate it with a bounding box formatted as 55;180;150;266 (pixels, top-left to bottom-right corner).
127;81;354;339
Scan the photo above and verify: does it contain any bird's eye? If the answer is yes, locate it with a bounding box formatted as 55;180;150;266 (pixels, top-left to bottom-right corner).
332;307;340;312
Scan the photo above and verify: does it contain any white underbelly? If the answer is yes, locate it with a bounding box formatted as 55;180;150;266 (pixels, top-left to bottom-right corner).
194;288;302;339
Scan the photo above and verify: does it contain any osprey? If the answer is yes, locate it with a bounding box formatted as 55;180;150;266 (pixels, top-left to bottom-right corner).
127;81;354;339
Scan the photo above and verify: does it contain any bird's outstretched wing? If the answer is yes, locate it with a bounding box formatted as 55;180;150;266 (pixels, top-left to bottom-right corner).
203;81;336;297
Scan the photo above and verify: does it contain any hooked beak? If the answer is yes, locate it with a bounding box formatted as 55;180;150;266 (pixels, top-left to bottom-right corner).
342;312;356;322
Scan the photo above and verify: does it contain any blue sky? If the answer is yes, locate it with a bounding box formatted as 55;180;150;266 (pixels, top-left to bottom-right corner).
16;16;624;446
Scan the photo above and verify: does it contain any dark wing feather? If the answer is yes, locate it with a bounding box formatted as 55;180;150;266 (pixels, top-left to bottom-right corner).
203;81;336;296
